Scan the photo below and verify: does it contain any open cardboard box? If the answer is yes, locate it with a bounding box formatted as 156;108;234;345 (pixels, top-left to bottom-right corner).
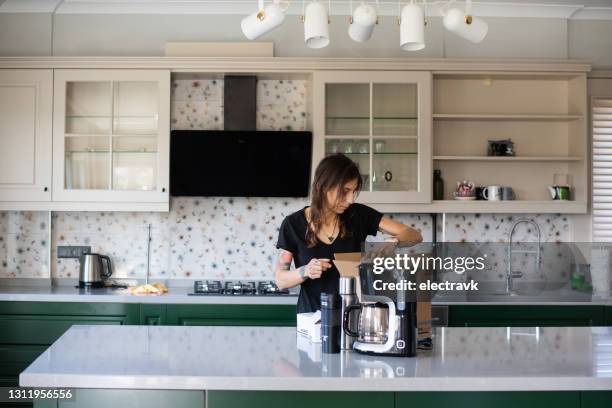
333;252;432;339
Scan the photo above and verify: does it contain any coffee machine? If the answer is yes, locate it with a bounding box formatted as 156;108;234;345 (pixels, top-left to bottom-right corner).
342;260;417;357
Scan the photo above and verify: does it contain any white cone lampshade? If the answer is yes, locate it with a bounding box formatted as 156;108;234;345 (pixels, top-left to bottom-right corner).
241;2;286;40
348;3;377;43
304;1;330;49
400;3;425;51
443;7;488;44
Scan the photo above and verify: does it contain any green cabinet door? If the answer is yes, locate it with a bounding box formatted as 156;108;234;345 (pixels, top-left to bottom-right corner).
396;392;580;408
208;391;393;408
0;302;139;345
55;390;204;408
448;305;606;327
166;304;296;326
0;302;139;394
0;345;47;382
581;391;612;408
604;307;612;326
139;304;166;325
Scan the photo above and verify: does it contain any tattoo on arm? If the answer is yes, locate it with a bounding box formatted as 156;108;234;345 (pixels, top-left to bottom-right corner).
277;250;293;271
298;265;307;280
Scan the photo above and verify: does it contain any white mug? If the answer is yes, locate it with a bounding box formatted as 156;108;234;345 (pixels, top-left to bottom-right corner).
482;185;502;201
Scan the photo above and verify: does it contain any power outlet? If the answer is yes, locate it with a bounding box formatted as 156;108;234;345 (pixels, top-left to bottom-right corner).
57;246;91;259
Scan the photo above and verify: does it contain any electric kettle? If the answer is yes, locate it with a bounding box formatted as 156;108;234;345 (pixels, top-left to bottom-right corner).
79;253;113;288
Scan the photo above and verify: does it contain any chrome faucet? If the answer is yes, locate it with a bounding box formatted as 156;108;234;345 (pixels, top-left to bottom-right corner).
507;219;541;294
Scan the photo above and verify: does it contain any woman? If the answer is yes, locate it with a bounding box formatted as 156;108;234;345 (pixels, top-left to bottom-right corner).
275;153;423;313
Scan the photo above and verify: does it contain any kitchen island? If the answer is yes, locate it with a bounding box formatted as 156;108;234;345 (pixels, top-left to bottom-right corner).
18;325;612;408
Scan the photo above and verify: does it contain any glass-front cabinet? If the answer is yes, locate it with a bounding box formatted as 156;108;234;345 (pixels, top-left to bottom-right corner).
313;71;432;204
53;70;170;207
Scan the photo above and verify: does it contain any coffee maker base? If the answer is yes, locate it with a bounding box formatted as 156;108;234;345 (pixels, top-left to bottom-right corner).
352;342;416;357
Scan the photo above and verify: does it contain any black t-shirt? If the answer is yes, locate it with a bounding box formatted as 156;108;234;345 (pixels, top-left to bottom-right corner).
276;203;383;313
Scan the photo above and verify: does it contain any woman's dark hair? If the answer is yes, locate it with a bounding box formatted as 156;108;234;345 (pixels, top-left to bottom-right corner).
306;153;363;247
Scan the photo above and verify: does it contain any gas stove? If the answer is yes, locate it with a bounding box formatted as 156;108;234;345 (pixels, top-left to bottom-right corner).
190;280;295;296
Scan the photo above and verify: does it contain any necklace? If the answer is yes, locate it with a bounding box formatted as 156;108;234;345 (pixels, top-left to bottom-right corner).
324;216;339;243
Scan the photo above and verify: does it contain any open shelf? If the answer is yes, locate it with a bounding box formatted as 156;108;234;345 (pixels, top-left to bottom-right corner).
431;200;587;214
326;116;418;120
434;156;583;162
66;150;157;154
66;133;157;138
325;135;418;140
432;71;587;213
433;113;583;121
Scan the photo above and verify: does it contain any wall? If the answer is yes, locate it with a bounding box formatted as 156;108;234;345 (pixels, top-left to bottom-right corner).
0;78;572;282
0;12;610;67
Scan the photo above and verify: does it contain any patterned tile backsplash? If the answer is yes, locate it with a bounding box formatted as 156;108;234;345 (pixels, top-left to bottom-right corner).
0;79;574;281
171;79;307;131
0;212;50;278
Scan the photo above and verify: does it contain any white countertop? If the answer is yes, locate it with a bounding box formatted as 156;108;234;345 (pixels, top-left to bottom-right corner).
0;286;298;305
19;325;612;391
0;284;609;305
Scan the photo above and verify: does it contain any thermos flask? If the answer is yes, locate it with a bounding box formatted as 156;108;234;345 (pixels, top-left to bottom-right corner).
339;277;358;350
321;292;341;353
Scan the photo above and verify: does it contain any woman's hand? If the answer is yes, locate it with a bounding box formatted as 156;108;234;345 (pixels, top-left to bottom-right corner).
301;258;332;280
362;238;398;263
373;238;399;258
378;217;423;247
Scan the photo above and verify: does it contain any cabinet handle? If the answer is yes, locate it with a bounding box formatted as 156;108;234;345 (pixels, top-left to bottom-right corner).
162;187;166;193
44;187;48;192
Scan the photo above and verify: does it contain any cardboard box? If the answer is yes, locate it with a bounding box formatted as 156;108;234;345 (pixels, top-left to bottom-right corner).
296;311;321;343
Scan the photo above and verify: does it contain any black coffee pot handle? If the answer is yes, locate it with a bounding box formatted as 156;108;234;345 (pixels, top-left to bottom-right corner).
343;303;362;338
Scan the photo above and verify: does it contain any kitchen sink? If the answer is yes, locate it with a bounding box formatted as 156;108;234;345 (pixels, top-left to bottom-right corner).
464;281;593;303
429;281;594;303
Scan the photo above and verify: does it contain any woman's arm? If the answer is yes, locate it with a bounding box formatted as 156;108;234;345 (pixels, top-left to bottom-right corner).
378;216;423;247
274;250;332;290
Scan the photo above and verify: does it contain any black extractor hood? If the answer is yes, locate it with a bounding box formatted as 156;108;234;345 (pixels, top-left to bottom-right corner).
170;76;313;197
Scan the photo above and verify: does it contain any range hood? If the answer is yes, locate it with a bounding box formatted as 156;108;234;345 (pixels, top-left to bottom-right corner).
170;75;313;197
170;130;312;197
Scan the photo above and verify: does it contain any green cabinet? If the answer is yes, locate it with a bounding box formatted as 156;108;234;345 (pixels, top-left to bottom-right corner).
34;390;612;408
448;305;606;327
208;391;393;408
396;392;581;408
139;304;166;325
56;390;204;408
604;307;612;326
166;304;296;326
581;391;612;408
0;302;139;390
0;302;139;345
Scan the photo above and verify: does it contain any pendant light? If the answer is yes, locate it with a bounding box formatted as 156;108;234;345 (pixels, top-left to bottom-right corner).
399;0;425;51
348;1;378;43
303;1;330;49
442;0;488;44
241;0;287;40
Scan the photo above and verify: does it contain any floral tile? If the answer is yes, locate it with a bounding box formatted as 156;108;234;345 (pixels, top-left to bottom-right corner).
3;233;49;278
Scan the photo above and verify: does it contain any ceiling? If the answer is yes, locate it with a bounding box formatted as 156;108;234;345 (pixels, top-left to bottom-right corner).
1;0;612;20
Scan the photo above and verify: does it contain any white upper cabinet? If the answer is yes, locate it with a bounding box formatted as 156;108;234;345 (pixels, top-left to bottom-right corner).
53;70;170;209
0;69;53;203
313;71;432;204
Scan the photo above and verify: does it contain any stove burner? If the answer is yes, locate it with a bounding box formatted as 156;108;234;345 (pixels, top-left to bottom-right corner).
191;280;294;296
225;281;257;296
193;280;223;294
258;281;290;295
